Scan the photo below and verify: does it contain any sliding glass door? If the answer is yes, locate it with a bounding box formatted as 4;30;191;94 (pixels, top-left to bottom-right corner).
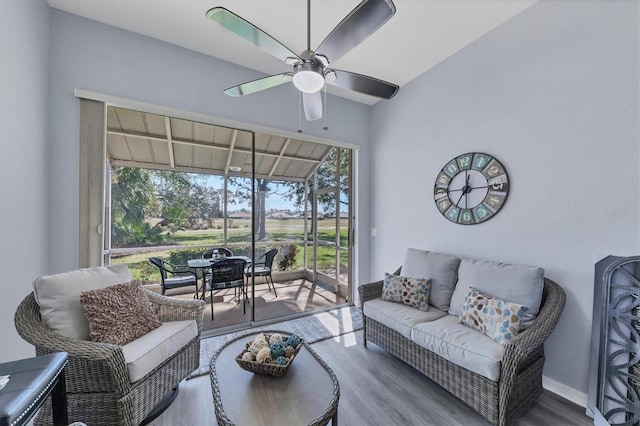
90;102;354;335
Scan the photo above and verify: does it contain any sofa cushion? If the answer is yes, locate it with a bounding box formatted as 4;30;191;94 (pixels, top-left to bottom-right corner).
80;282;162;346
364;298;447;339
382;273;431;312
448;258;544;326
122;320;198;383
401;249;461;311
33;264;132;340
411;315;504;381
459;289;527;345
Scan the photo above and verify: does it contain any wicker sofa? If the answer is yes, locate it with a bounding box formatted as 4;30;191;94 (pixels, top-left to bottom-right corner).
14;264;205;426
358;249;566;426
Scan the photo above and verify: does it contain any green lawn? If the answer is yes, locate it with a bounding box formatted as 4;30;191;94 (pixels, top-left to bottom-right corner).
112;218;348;283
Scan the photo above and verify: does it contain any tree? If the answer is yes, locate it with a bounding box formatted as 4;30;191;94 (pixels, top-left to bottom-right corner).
228;177;275;240
111;168;222;246
282;147;350;216
111;167;161;247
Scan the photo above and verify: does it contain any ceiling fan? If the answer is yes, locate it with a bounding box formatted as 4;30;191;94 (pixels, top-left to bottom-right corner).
206;0;399;121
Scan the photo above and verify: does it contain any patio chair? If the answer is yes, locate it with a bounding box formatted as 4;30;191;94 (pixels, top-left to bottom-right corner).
202;247;234;259
245;248;278;297
208;258;247;320
149;257;198;296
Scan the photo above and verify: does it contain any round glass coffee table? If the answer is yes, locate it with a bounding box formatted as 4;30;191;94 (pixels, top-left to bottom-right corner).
209;330;340;426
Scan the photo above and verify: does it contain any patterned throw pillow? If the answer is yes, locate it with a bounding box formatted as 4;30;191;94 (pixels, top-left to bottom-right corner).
459;288;528;345
80;282;162;346
381;273;431;312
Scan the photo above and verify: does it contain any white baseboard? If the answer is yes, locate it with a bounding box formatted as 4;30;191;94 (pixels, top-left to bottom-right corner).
542;375;588;408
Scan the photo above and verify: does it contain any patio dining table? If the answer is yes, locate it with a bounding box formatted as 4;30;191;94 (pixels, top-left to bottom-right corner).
187;256;251;300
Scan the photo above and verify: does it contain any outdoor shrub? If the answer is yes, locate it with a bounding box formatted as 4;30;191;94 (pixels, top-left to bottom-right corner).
138;261;157;284
277;244;299;271
168;248;203;265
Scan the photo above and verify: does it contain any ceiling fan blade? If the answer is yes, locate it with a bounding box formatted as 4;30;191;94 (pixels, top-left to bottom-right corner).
329;69;398;99
206;7;301;64
224;73;293;97
303;92;323;121
314;0;396;64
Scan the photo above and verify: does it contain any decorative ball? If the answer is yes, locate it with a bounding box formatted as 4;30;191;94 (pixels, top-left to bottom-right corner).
250;340;268;356
254;333;268;344
256;347;272;363
269;333;283;344
242;351;254;362
275;356;288;366
284;346;295;358
270;341;287;358
286;335;301;348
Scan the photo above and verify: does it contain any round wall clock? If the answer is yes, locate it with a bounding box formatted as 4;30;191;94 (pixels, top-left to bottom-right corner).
433;152;509;225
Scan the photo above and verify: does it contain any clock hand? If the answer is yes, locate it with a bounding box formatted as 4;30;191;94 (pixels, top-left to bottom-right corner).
455;171;471;207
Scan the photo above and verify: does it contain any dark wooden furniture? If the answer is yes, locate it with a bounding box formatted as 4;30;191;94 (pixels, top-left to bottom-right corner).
0;352;68;426
210;330;340;426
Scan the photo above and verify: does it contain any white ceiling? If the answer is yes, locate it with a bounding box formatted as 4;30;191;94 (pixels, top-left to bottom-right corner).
47;0;536;105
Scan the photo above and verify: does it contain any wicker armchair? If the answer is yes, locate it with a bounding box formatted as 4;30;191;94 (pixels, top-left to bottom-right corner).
14;289;204;426
358;275;565;426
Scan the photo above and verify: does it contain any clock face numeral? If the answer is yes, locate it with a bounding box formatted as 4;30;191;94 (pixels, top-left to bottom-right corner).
434;188;448;201
483;193;506;211
437;198;451;213
472;153;491;171
487;175;509;192
435;172;450;188
456;153;473;171
459;209;475;225
444;160;459;177
434;152;509;225
445;206;460;222
473;204;494;222
483;159;506;180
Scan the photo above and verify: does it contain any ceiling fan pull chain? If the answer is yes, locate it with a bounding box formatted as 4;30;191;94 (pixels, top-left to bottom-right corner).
306;0;311;51
297;91;303;133
323;83;329;131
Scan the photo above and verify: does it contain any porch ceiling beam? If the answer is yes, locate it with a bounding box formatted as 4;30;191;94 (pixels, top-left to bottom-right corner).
269;138;290;177
223;129;238;176
305;145;334;180
109;159;307;182
107;129;321;164
164;117;175;168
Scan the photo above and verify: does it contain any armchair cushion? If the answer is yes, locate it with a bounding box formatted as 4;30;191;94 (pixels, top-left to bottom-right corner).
33;264;131;340
122;320;197;383
80;282;162;346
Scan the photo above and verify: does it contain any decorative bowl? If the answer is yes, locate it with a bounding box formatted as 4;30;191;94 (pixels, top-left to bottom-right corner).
235;333;303;377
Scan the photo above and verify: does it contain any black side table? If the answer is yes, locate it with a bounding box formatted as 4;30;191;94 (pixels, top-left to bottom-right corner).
0;352;68;426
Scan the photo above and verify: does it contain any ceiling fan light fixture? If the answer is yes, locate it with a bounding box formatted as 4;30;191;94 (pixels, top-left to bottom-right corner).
293;62;325;93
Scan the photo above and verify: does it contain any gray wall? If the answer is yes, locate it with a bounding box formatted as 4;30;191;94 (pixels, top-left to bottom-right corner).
0;0;52;361
370;0;639;401
47;9;372;279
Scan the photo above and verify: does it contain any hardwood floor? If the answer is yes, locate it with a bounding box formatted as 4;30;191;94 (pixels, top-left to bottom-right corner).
150;330;592;426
